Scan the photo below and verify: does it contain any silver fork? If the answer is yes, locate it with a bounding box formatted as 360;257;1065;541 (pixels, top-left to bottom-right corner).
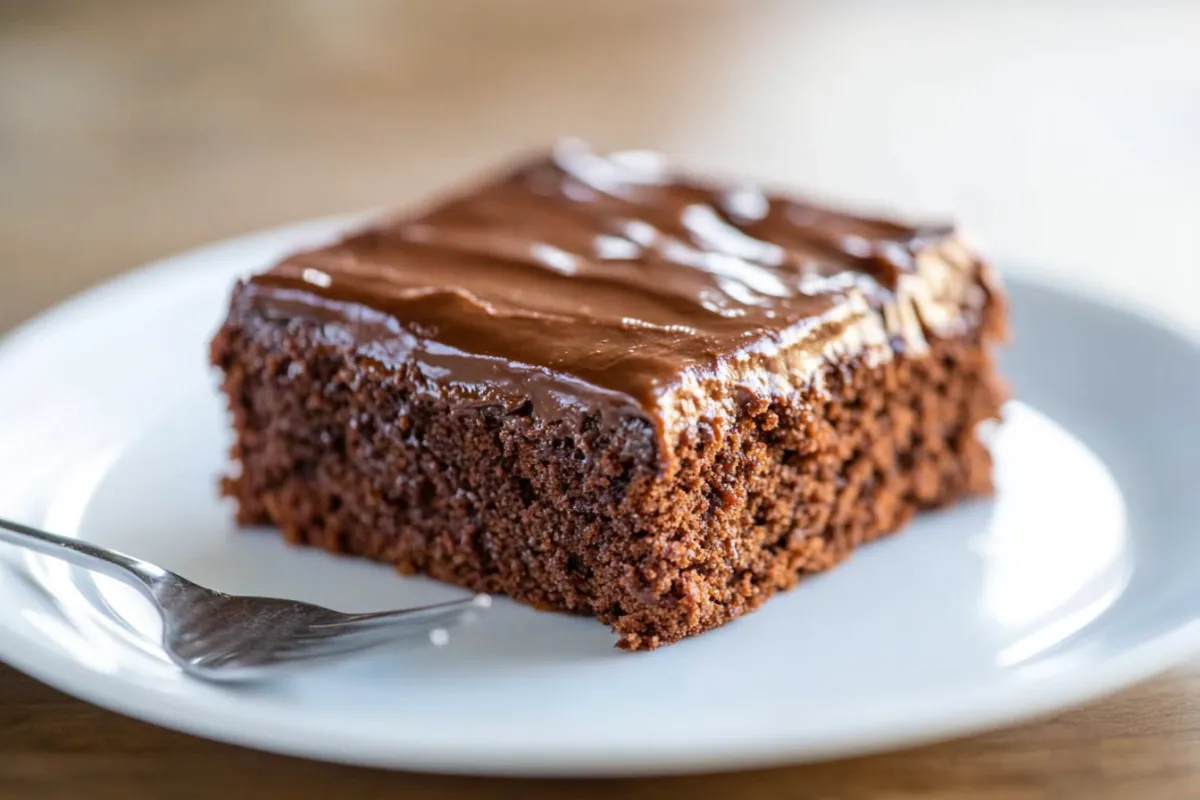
0;516;490;682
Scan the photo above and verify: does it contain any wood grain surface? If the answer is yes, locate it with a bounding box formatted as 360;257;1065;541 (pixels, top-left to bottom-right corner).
2;2;1198;797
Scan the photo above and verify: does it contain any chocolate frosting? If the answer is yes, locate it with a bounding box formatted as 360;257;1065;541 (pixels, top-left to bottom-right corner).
239;140;1000;441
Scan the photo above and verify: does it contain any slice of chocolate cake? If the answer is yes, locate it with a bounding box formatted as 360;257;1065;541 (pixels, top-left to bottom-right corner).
210;141;1008;650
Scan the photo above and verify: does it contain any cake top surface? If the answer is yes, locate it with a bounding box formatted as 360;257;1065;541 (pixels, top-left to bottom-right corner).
244;140;994;429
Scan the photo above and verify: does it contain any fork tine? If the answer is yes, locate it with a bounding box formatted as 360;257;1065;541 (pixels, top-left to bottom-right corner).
168;594;494;680
270;631;427;663
271;596;489;662
295;604;483;648
271;621;461;664
309;594;491;632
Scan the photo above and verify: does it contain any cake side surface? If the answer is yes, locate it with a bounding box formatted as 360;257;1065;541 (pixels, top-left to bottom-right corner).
210;142;1009;649
211;291;1004;649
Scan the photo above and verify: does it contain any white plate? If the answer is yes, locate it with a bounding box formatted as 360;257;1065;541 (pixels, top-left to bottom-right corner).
1;216;1198;777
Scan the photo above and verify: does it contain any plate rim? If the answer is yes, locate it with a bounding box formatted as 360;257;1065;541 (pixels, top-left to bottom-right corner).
1;213;1199;776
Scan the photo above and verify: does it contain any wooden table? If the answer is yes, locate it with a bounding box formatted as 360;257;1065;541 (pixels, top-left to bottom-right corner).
3;2;1199;797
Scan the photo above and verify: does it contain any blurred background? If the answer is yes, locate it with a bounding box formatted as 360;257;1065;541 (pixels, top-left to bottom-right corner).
1;0;1198;334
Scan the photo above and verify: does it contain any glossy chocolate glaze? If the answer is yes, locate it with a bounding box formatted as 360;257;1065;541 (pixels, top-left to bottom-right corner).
237;141;1000;440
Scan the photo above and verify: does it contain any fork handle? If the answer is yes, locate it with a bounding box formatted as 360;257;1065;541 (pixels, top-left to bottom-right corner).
0;516;167;587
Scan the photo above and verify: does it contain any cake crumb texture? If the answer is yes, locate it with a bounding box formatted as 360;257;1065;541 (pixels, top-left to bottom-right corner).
212;304;1004;650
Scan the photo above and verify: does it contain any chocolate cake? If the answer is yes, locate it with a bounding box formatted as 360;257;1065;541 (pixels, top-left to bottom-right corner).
210;141;1008;650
